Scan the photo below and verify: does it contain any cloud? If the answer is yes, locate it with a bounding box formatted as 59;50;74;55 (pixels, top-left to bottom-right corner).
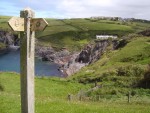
55;0;150;19
0;0;150;20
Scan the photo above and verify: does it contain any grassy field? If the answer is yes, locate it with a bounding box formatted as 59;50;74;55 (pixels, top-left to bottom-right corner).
0;72;150;113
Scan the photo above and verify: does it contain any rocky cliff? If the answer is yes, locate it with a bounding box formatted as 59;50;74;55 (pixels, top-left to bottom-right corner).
35;46;70;62
35;39;124;76
55;39;122;76
0;30;19;53
0;30;19;46
76;40;110;64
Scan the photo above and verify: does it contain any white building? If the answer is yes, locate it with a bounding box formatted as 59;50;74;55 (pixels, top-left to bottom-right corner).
96;35;118;40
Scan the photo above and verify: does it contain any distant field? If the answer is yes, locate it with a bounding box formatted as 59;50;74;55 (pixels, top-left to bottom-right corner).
36;18;135;50
1;16;150;50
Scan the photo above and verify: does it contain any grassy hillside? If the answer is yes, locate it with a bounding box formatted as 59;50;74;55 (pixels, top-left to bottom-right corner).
1;16;150;51
0;72;150;113
0;16;11;30
36;18;134;50
68;37;150;99
72;37;150;76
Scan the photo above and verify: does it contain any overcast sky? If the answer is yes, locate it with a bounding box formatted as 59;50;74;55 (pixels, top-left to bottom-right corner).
1;0;150;20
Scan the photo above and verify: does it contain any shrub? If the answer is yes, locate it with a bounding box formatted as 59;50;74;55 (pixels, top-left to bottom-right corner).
116;65;144;77
0;83;4;91
144;66;150;80
131;90;137;96
137;64;150;88
111;89;118;95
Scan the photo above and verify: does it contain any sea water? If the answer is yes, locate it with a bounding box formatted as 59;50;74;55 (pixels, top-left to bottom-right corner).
0;50;62;77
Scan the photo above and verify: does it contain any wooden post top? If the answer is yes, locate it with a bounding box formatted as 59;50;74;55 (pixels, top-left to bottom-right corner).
20;7;35;18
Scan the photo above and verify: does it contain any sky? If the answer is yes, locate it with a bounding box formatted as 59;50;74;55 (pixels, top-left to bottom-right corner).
1;0;150;20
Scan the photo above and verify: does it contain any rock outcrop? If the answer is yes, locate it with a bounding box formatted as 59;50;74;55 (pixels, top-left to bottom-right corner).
0;30;20;53
76;40;110;64
57;39;119;76
139;29;150;36
35;46;70;62
0;30;19;46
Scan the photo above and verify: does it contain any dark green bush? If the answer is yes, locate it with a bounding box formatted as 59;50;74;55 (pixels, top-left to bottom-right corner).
111;89;118;95
116;65;144;77
0;83;4;91
137;64;150;88
131;90;137;96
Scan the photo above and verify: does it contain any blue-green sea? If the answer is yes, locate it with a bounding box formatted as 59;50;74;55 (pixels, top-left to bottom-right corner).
0;50;62;77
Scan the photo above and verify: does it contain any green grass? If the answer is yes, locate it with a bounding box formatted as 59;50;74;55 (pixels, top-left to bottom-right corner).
69;21;133;31
0;16;11;31
108;37;150;64
0;72;150;113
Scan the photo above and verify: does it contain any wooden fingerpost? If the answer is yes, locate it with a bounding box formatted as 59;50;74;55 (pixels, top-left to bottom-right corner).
20;8;35;113
8;7;48;113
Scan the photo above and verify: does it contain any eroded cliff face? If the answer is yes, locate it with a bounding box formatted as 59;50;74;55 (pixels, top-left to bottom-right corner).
58;39;121;76
0;30;18;53
76;40;110;64
0;30;20;52
35;46;70;62
0;30;19;46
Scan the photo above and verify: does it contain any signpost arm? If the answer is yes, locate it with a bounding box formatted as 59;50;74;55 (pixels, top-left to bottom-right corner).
20;8;35;113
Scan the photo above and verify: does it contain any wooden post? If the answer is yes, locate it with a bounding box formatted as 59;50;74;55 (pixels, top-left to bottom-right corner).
98;95;100;101
128;91;131;103
68;94;72;101
79;95;82;101
20;8;35;113
8;8;48;113
95;81;97;87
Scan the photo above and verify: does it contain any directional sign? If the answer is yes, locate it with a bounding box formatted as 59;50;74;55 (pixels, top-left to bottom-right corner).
31;18;48;31
8;17;24;31
7;8;49;113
